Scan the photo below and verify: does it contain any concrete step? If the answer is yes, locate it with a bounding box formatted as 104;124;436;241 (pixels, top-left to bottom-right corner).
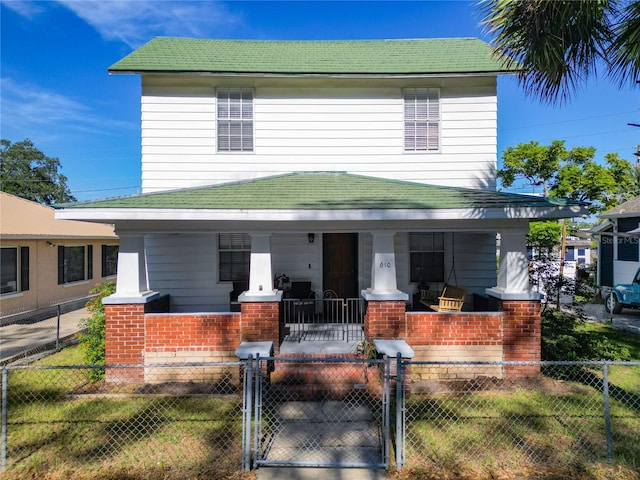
257;467;387;480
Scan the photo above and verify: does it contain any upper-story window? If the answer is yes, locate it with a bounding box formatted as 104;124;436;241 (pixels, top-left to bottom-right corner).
1;247;29;294
404;88;440;152
217;88;254;152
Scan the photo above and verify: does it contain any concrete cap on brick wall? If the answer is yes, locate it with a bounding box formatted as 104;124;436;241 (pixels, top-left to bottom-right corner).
235;341;274;359
374;339;415;359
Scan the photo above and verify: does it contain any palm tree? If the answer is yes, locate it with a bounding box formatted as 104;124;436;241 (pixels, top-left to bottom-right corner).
480;0;640;104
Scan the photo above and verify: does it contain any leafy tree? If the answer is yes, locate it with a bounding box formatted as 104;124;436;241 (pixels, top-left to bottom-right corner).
527;220;563;252
498;140;635;214
0;139;76;205
480;0;640;104
499;140;565;195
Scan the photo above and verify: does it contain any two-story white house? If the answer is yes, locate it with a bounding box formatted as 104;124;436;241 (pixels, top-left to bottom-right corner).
56;38;586;382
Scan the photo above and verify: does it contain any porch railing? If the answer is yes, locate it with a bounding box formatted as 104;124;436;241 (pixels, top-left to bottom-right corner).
280;297;365;342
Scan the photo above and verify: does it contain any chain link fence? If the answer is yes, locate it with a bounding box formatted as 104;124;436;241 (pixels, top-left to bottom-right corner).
1;358;639;478
1;362;244;477
402;360;640;475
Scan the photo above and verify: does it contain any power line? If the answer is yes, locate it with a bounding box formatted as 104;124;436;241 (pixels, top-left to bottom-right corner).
72;186;140;194
500;110;639;132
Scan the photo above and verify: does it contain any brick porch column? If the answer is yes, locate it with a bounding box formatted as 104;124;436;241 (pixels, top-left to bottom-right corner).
487;225;543;378
363;300;407;339
502;300;541;378
103;231;159;382
238;288;283;354
104;303;146;382
362;231;409;341
240;301;280;348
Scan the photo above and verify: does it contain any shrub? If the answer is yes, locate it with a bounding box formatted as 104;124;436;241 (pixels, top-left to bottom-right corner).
78;282;115;380
542;309;630;361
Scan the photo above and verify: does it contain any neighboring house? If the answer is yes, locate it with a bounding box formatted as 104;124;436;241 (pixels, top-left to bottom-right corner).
594;196;640;288
56;38;587;382
0;192;118;321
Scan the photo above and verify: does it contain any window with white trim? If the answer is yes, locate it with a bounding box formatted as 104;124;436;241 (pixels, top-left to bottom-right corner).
217;88;254;152
218;234;251;282
409;233;445;284
1;247;29;294
58;245;93;284
404;88;440;152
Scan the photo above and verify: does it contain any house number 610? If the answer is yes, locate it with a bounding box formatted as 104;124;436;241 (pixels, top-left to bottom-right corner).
379;262;392;268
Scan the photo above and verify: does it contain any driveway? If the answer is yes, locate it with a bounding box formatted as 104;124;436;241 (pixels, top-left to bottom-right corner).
582;303;640;335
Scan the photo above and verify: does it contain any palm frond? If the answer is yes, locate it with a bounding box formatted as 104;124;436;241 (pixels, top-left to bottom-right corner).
479;0;616;104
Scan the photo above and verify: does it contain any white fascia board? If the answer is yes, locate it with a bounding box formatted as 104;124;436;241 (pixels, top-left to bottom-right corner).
56;204;587;222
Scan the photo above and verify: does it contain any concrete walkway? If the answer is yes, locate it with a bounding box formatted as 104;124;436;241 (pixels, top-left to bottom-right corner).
0;307;89;364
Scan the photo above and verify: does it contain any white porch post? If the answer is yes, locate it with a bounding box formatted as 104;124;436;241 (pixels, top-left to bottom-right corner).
104;231;158;304
244;232;279;298
487;228;540;300
362;231;408;301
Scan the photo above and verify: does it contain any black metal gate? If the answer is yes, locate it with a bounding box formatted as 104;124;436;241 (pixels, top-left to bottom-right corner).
244;356;391;469
280;297;365;343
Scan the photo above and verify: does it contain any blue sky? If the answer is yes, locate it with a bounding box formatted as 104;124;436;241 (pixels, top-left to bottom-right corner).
1;0;638;201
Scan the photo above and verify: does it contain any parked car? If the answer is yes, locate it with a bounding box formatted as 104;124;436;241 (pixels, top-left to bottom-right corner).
605;268;640;313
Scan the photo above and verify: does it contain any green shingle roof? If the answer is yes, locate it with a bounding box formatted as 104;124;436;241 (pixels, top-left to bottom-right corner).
109;37;512;75
61;173;579;211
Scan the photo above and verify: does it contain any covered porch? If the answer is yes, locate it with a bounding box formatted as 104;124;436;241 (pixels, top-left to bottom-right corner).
55;172;588;380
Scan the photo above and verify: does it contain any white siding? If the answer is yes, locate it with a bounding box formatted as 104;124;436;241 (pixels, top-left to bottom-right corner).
395;231;496;309
144;230;495;313
146;233;228;312
140;78;497;193
271;233;321;294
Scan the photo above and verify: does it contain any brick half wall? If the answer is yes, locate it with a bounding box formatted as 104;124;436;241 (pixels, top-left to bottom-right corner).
406;311;504;381
144;312;241;384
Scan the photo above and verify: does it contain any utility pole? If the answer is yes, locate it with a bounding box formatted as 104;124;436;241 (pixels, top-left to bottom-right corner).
557;221;567;310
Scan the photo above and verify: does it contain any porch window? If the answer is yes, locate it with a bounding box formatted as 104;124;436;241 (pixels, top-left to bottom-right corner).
102;244;118;277
1;247;29;294
219;233;251;282
58;245;93;284
217;88;254;152
404;88;439;152
409;233;445;283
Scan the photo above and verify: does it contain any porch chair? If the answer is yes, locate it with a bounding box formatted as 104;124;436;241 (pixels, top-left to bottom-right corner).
229;280;248;312
422;233;466;312
421;284;466;312
290;281;315;320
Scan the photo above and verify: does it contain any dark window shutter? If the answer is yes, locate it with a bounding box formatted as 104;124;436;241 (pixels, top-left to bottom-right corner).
58;246;65;284
20;247;29;291
87;245;93;279
101;245;107;277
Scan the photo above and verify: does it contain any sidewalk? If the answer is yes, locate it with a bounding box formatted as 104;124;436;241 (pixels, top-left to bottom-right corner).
0;307;89;364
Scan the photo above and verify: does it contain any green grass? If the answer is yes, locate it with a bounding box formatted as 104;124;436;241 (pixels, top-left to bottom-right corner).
3;339;640;480
4;346;245;479
579;321;640;360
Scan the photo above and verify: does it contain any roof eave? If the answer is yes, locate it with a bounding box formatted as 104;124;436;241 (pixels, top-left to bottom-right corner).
108;69;515;77
56;204;587;223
